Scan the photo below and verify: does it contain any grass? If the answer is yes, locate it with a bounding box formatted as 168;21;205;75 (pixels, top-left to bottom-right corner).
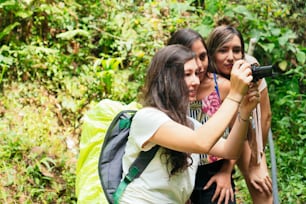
0;81;77;203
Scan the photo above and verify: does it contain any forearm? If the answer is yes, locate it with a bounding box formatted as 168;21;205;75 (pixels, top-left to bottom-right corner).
260;87;272;146
260;106;271;147
237;140;251;176
220;159;236;174
196;96;240;151
221;112;250;159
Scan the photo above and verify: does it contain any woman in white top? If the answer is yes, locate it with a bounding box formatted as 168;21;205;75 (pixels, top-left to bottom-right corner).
119;44;260;203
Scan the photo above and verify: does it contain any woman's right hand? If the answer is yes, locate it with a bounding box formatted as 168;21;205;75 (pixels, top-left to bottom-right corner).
228;60;253;102
240;83;260;117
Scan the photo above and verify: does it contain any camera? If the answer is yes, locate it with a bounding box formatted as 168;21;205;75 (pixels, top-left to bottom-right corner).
251;65;273;82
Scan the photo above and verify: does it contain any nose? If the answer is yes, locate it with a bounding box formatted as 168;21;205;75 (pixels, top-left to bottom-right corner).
227;50;234;61
192;74;200;86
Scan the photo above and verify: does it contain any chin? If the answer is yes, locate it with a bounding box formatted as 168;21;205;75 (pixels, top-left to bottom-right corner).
189;97;197;102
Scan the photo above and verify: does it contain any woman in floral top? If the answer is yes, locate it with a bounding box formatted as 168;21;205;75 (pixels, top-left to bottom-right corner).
168;28;236;204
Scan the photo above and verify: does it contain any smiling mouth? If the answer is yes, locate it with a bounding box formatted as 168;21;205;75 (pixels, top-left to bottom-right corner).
225;64;233;68
189;90;197;97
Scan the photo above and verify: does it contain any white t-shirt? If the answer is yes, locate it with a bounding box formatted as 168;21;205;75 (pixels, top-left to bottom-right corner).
120;107;199;204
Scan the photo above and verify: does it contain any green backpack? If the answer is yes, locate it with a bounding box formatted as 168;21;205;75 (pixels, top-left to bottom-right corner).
98;110;159;204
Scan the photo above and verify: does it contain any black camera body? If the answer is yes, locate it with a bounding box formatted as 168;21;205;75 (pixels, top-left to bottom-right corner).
251;65;273;82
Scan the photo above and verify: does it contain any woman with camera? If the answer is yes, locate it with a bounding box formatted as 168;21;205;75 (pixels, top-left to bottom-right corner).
207;25;273;204
118;44;259;203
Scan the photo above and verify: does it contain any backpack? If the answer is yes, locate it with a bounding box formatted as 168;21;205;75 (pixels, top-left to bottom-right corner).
98;110;159;204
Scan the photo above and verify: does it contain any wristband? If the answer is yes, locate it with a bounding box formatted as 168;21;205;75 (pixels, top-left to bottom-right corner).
226;96;241;104
238;111;251;122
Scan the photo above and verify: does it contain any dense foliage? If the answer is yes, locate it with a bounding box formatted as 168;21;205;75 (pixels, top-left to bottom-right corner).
0;0;305;203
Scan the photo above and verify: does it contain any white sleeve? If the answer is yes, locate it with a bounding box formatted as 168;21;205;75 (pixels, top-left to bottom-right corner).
130;107;171;151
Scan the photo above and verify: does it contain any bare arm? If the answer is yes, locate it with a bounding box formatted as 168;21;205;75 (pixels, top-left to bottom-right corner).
150;97;242;154
149;60;257;158
259;87;272;146
248;81;271;166
151;83;259;160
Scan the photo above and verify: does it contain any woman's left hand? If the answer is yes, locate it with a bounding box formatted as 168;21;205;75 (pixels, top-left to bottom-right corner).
248;154;273;195
239;83;260;117
204;171;234;204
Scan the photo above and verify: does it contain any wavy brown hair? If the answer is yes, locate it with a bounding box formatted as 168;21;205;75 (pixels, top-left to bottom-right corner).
206;25;245;79
140;44;195;175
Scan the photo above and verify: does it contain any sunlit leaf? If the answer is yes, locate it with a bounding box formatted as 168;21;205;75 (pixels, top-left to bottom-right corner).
296;51;305;64
271;28;281;36
15;10;33;18
0;22;20;40
279;60;288;71
0;0;16;8
56;29;90;40
233;5;253;19
260;43;275;52
279;30;297;46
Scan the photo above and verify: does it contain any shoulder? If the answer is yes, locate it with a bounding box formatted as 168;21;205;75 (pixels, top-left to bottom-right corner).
216;74;230;100
130;107;171;150
133;107;171;130
135;107;169;120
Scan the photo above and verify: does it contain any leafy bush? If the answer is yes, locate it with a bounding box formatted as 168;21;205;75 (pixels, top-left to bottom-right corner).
0;0;305;203
0;82;77;203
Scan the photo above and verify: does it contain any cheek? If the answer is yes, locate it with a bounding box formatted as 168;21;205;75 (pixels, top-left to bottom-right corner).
234;53;243;61
202;58;208;69
215;56;223;68
184;77;191;87
198;72;205;82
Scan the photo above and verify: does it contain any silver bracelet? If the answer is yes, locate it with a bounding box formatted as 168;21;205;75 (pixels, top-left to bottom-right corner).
226;96;241;104
238;112;251;122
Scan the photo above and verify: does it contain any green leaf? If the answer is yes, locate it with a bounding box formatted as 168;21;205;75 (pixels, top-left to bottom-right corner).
101;58;122;71
260;43;275;52
56;29;90;40
279;30;297;46
27;45;58;54
0;54;13;65
278;60;288;71
15;10;33;18
0;22;20;40
195;25;213;39
233;5;253;19
61;96;77;112
296;51;305;64
271;28;281;36
0;0;16;8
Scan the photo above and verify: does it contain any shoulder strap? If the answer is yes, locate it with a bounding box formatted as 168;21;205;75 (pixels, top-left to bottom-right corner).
113;144;159;204
213;72;221;99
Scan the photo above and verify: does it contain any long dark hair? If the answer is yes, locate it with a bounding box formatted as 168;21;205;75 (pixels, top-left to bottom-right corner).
141;44;195;175
167;28;209;77
167;28;208;51
206;25;245;78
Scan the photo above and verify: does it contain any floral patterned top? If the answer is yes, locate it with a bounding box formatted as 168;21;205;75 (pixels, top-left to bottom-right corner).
189;73;229;165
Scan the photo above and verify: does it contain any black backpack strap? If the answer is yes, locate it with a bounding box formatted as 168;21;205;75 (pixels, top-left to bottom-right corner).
113;145;159;204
